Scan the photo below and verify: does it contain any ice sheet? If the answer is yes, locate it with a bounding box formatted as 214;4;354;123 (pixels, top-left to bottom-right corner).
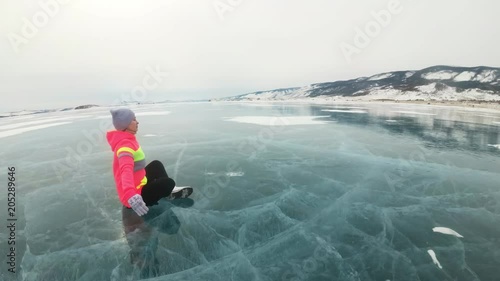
3;102;499;281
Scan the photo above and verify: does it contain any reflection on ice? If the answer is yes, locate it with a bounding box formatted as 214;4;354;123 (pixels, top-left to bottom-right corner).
323;106;368;110
225;116;331;126
392;111;437;116
321;109;367;113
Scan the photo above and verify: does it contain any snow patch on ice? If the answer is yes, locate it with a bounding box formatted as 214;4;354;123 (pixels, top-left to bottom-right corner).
432;227;464;238
226;171;245;177
427;250;443;269
135;111;171;116
202;171;245;177
0;116;86;130
0;122;72;138
225;116;332;126
143;134;158;137
487;144;500;149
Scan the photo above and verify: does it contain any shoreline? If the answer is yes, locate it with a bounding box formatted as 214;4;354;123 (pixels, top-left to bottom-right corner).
370;100;500;112
3;99;500;118
218;99;500;113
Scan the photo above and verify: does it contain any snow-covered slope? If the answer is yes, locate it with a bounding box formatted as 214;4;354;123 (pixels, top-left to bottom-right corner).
218;65;500;102
223;87;303;101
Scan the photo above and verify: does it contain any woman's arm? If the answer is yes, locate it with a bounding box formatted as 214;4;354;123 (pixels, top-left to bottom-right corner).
117;150;138;203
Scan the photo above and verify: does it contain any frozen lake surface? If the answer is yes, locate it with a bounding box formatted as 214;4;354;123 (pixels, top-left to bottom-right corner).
0;102;499;281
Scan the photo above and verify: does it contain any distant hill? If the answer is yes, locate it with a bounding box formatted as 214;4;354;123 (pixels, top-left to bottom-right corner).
74;104;99;110
216;65;500;102
1;104;102;118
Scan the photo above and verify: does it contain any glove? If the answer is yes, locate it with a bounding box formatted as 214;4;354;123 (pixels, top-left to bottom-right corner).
128;194;149;216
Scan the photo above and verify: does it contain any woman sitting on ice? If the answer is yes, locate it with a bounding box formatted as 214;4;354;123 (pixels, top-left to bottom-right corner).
106;108;192;216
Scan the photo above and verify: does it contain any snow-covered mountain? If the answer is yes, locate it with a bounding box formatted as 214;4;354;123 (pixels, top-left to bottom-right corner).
218;66;500;102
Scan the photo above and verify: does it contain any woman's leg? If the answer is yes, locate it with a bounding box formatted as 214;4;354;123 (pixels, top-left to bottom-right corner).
141;177;176;206
142;160;176;206
145;160;169;181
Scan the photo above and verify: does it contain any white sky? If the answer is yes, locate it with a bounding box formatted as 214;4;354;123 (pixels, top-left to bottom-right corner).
1;0;499;112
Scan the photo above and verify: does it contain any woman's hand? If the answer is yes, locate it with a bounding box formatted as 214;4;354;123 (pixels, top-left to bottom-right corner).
128;194;149;216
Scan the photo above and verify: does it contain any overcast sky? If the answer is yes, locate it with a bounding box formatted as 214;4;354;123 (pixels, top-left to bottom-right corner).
1;0;499;112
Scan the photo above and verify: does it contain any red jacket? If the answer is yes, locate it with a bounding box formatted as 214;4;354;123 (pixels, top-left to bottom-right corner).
106;130;147;208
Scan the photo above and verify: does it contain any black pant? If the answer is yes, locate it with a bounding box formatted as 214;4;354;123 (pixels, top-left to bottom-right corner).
140;160;176;206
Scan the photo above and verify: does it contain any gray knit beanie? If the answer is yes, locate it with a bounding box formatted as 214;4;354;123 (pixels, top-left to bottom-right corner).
110;108;135;131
